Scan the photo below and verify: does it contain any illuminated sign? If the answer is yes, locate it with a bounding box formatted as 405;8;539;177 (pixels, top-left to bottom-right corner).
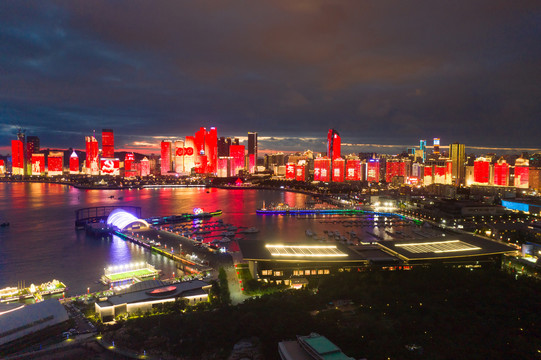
100;158;120;175
31;154;45;175
48;152;63;176
286;163;296;180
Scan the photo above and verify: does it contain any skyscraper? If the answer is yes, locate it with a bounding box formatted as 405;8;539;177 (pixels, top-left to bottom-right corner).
419;139;427;162
160;140;172;175
248;132;258;173
449;143;466;185
85;135;99;175
102;129;114;158
327;129;341;160
433;138;440;155
11;139;24;175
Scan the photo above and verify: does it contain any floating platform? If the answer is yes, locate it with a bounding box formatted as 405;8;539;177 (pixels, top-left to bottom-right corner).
256;208;363;215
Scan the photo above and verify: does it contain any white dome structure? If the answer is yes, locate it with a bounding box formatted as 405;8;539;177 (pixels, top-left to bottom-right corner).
106;209;149;231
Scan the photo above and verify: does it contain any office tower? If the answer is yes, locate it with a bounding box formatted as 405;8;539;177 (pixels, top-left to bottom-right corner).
493;158;509;186
433;138;440;155
184;136;196;173
85;136;99;175
286;163;296;180
11;139;25;175
31;153;45;175
327;129;341;159
366;159;380;183
248;132;258;174
124;153;135;178
141;157;150;177
332;158;345;182
160;140;172;175
424;166;434;186
26;136;40;171
385;159;410;184
449;143;466;185
473;157;491;184
314;157;331;182
230;145;245;176
173;140;185;174
346;159;361;181
47;151;64;176
218;137;230;157
295;164;307;181
102;129;114;158
0;159;5;175
419;140;427;162
514;157;529;188
70;151;79;174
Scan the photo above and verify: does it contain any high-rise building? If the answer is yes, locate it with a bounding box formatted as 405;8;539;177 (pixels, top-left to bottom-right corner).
11;139;25;175
184;136;196;173
0;159;5;175
230;145;245;176
473;157;491;184
327;129;341;160
332;158;345;182
174;140;185;174
314;157;331;182
346;159;361;181
85;136;99;175
31;153;45;176
286;163;296;180
70;151;79;174
124;153;135;178
47;151;64;176
248;132;258;174
102;129;114;158
366;159;380;183
141;157;150;177
419;140;427;162
160;140;172;175
449;143;466;185
26;136;40;170
433;138;440;155
514;157;529;188
494;158;509;186
218;137;231;157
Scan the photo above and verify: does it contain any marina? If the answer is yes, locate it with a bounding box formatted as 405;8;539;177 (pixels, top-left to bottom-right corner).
0;280;66;303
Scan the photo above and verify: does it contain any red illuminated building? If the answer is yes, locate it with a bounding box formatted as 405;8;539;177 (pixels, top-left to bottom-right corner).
248;132;257;174
47;151;63;176
100;158;120;175
141;157;150;177
434;166;446;184
296;164;306;181
385;160;408;183
0;159;5;175
11;139;24;175
314;157;331;182
286;163;296;180
514;157;529;188
424;166;433;185
346;159;361;181
102;129;114;158
366;159;380;183
446;160;453;184
124;153;136;178
230;145;245;176
161;140;172;175
184;136;196;173
474;158;491;184
327;129;341;160
69;151;79;174
85;136;99;175
31;153;45;175
493;159;509;186
332;158;345;182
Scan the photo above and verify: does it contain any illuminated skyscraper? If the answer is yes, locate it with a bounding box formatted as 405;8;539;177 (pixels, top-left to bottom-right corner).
248;132;258;174
160;140;172;175
174;140;185;174
47;151;64;176
327;129;341;160
473;157;491;184
70;151;79;174
31;153;45;175
11;139;24;175
494;158;509;186
366;159;380;183
419;139;427;162
141;157;150;177
124;153;135;178
26;136;40;168
433;138;440;155
85;136;99;175
449;143;466;185
514;157;529;188
184;136;196;173
230;145;245;176
102;129;114;158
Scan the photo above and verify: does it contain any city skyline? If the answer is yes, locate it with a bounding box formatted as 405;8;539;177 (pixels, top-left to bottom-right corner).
1;1;541;154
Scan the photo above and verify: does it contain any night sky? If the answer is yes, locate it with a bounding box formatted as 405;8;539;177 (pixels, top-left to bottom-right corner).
1;1;540;154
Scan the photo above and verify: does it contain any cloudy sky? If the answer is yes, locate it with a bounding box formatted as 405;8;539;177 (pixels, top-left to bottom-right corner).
1;1;540;155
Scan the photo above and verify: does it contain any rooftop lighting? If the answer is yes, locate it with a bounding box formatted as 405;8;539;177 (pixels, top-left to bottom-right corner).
395;240;481;254
265;244;348;257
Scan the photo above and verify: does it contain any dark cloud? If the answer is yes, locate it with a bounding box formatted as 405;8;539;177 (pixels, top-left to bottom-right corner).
0;0;540;154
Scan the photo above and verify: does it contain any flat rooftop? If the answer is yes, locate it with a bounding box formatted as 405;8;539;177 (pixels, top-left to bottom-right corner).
378;234;516;261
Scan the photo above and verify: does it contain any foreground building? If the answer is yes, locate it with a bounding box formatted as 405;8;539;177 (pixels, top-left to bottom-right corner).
95;279;210;322
279;333;354;360
238;234;515;286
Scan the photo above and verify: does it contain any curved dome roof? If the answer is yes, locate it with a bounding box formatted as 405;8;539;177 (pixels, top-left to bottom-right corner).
106;209;149;231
